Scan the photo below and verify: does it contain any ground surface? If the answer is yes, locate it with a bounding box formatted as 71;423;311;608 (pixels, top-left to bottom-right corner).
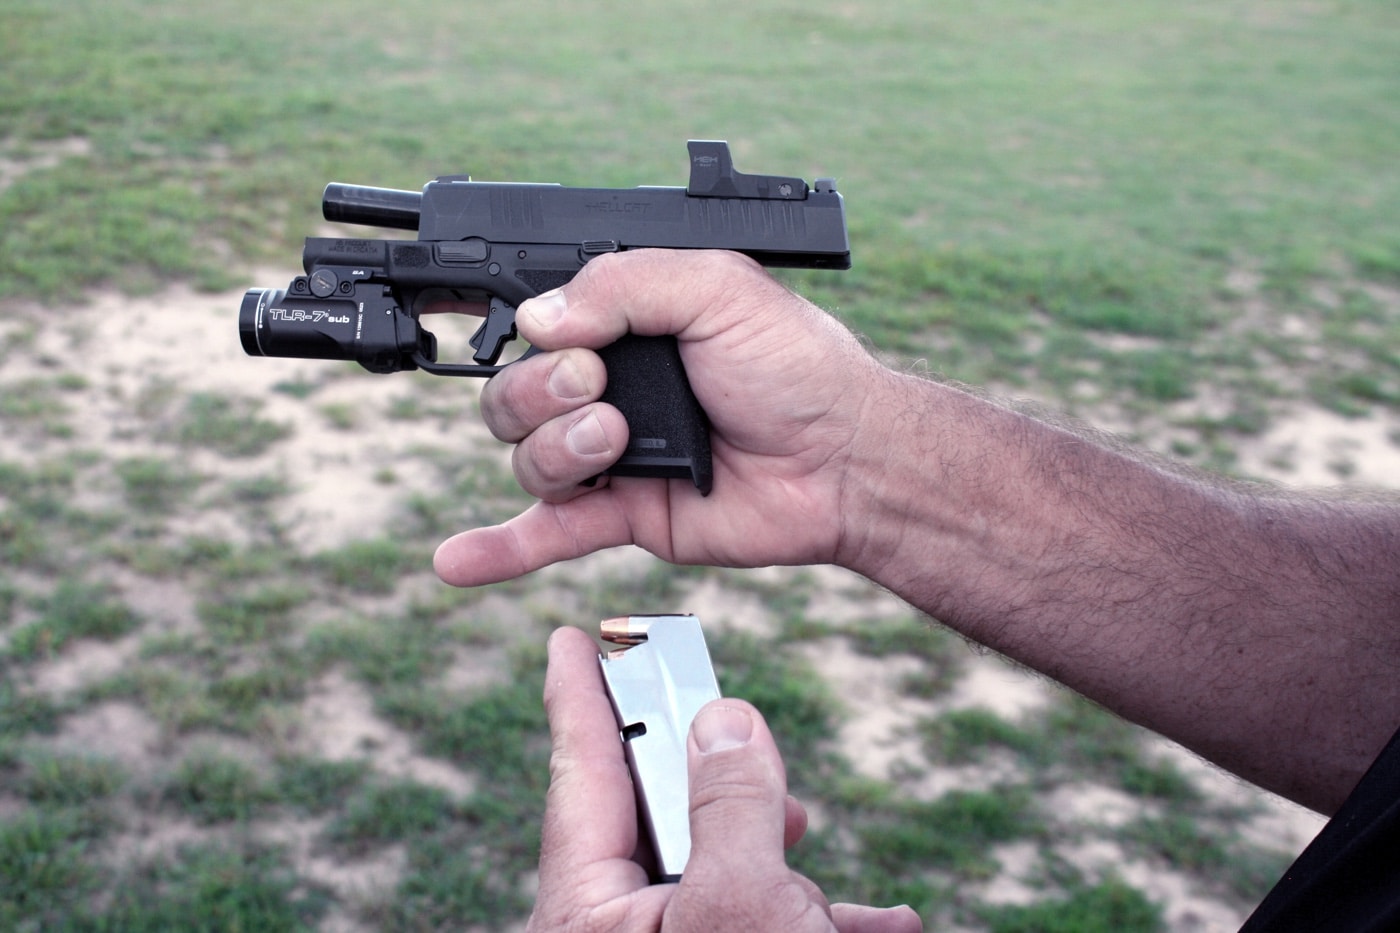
3;278;1398;931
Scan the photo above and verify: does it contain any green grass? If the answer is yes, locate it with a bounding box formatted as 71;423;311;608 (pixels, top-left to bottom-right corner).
0;808;103;927
116;457;203;513
173;393;292;458
0;0;1385;929
162;750;272;824
327;779;458;850
1120;813;1293;903
385;832;532;928
7;581;142;663
0;678;63;737
305;608;450;687
197;583;310;643
0;377;75;437
312;537;420;594
980;876;1164;933
861;787;1043;880
922;707;1043;764
16;749;126;806
273;755;367;815
2;0;1396;435
0;458;102;571
83;843;331;932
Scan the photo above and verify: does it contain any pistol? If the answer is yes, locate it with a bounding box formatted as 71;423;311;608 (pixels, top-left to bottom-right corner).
598;613;721;882
238;141;850;495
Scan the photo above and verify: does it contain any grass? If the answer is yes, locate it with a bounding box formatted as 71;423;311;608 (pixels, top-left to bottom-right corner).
197;583;310;643
16;749;126;806
83;843;331;932
7;581;142;663
980;876;1164;933
116;457;203;513
1;0;1389;929
0;808;103;927
162;750;272;824
305;608;451;688
312;537;421;595
172;393;292;458
3;1;1397;435
860;787;1043;880
273;755;367;815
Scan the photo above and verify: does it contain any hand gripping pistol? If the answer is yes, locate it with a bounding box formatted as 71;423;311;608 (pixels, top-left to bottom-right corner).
239;141;850;496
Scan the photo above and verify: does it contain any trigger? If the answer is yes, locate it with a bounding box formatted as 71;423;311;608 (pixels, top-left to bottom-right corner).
469;298;519;365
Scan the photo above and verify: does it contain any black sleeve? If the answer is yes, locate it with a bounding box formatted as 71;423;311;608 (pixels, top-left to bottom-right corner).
1240;724;1400;932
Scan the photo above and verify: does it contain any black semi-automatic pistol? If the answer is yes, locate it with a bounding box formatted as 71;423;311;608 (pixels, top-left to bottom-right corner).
598;614;721;882
238;141;850;495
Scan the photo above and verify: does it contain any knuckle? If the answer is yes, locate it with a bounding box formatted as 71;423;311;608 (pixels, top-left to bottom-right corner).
695;247;762;277
690;774;775;815
510;423;601;501
572;249;630;298
673;873;817;930
510;441;558;499
547;348;605;403
482;349;603;443
578;248;761;303
479;369;534;442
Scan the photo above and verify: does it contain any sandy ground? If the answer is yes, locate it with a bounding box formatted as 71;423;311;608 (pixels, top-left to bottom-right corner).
6;276;1399;931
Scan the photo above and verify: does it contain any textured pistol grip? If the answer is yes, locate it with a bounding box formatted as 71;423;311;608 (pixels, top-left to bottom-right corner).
597;335;713;496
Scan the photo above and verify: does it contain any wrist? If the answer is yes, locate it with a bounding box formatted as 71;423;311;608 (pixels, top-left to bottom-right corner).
831;372;1066;618
832;369;965;588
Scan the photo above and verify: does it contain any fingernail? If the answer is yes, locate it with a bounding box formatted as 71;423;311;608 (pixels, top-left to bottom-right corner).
693;705;754;753
566;411;610;456
524;288;566;329
546;356;589;400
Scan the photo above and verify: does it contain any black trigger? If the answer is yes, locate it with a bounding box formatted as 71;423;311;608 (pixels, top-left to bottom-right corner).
469;298;519;365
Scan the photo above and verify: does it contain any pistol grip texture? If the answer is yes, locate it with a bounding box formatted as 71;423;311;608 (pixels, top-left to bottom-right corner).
597;335;713;496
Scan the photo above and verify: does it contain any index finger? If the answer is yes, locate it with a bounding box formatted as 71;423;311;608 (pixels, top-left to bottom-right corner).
537;626;646;888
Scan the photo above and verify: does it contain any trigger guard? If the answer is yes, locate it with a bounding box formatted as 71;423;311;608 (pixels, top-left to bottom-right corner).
410;342;541;378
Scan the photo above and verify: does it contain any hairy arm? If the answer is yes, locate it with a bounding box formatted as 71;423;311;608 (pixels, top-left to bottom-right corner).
436;249;1400;815
838;370;1400;813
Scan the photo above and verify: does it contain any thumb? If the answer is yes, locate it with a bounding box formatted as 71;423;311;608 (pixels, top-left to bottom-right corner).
515;249;772;350
684;701;791;876
669;702;834;932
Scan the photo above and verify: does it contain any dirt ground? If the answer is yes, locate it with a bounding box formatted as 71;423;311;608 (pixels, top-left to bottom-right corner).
7;276;1400;931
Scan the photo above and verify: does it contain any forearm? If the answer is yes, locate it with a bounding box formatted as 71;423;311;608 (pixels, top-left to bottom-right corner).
839;370;1400;813
451;246;1400;812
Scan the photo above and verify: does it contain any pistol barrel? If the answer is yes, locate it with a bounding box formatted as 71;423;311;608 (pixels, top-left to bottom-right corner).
322;183;422;231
